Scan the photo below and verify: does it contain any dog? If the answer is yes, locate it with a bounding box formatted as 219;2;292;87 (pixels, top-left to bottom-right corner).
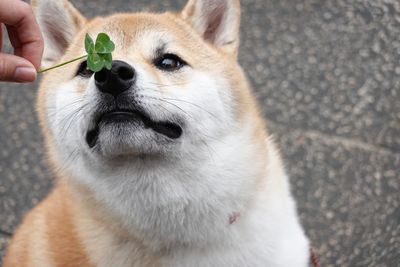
3;0;310;266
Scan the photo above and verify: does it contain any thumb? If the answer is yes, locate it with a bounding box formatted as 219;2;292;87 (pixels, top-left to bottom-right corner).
0;53;37;83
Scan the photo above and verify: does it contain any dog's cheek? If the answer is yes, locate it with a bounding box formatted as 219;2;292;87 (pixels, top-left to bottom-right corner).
176;71;235;138
47;82;85;143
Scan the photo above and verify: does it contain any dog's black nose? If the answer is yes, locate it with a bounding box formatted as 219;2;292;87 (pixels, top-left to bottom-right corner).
94;60;135;97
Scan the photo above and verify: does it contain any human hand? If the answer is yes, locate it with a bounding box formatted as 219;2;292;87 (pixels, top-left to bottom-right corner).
0;0;44;83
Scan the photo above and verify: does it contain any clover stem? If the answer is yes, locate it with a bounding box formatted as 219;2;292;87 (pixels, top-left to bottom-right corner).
38;55;88;73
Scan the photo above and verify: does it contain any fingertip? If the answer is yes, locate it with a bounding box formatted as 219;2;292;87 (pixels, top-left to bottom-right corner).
0;53;38;83
14;66;37;83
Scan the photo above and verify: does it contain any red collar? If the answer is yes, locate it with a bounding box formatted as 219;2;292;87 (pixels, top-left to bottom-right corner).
310;248;320;267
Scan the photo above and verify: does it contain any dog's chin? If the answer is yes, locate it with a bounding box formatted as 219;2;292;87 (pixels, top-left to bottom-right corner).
85;111;183;158
94;124;150;157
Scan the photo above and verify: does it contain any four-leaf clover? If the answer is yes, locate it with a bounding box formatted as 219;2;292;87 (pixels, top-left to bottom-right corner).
85;33;115;72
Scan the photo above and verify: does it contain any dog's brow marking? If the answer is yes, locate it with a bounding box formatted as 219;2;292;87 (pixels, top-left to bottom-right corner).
155;42;168;57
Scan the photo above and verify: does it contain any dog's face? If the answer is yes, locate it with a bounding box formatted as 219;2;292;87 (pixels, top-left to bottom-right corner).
34;0;258;167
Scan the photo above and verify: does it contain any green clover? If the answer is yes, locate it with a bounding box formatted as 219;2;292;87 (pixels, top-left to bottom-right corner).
85;33;115;72
38;33;115;74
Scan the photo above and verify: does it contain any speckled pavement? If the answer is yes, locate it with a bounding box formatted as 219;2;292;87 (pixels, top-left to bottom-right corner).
0;0;399;266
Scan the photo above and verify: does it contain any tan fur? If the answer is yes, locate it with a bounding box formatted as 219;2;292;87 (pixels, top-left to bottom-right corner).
182;0;241;56
4;178;163;266
3;184;92;267
4;1;273;266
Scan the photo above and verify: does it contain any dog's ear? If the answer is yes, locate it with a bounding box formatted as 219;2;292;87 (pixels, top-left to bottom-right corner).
181;0;241;57
31;0;86;68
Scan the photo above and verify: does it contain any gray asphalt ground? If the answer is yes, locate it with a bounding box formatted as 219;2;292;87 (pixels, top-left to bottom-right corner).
1;0;399;266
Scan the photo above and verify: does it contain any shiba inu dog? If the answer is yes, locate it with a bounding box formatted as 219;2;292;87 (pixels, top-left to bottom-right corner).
3;0;310;266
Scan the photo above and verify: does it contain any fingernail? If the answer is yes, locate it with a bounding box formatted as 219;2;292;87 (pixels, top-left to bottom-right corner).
14;67;37;82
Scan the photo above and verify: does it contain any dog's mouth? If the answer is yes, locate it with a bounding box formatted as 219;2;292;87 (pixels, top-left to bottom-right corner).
86;109;183;148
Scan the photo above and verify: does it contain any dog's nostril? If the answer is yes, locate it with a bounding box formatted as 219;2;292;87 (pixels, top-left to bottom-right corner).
117;66;134;81
95;69;108;83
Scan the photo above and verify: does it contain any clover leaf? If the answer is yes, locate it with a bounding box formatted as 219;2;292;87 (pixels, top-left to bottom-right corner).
38;33;115;74
85;33;95;54
94;33;115;54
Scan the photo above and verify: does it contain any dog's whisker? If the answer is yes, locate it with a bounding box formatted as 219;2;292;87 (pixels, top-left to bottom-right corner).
146;81;188;88
142;96;193;119
137;89;221;122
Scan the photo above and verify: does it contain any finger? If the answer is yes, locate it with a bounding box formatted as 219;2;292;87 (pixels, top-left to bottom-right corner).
6;25;22;56
0;25;2;53
0;52;37;83
0;0;44;70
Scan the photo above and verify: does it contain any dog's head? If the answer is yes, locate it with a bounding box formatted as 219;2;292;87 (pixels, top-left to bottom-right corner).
31;0;271;249
33;0;262;170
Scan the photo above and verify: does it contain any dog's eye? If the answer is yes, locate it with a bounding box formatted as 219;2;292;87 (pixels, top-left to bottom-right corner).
154;54;187;71
76;61;94;78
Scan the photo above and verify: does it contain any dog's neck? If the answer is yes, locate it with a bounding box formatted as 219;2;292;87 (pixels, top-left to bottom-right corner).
60;125;268;252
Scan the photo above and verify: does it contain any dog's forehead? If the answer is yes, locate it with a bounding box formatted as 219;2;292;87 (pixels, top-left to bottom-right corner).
83;13;191;52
